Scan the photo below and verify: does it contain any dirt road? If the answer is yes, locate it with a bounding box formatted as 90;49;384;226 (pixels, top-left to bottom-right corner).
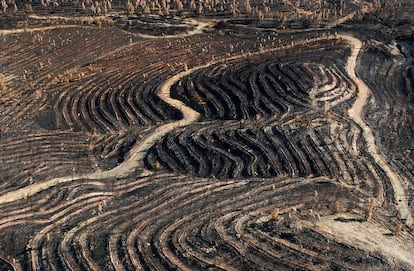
0;26;325;204
1;33;412;229
0;61;203;204
340;34;413;228
311;34;414;268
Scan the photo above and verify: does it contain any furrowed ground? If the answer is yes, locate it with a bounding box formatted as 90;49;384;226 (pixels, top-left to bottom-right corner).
0;1;414;270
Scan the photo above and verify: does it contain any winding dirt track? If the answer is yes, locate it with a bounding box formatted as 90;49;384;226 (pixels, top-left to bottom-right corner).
340;34;413;228
0;32;412;227
0;27;413;267
311;35;414;268
0;27;323;203
0;63;202;204
134;19;210;39
0;25;79;35
0;15;208;39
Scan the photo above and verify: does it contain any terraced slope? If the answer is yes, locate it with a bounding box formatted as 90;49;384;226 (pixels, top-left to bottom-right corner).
0;173;401;271
0;19;413;271
360;39;414;217
145;54;362;183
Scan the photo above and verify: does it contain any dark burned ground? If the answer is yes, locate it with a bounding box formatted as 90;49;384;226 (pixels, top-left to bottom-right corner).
359;36;414;213
0;5;414;271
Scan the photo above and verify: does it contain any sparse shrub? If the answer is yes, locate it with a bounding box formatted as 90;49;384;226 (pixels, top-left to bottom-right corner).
312;189;319;206
126;0;135;15
364;199;374;222
270;207;280;221
332;200;340;214
239;118;245;129
392;223;403;235
0;75;6;93
154;161;161;170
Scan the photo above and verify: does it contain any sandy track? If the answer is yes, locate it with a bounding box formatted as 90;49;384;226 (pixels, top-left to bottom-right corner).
0;62;202;204
340;34;413;228
0;29;326;204
0;15;208;39
315;214;414;268
28;14;110;23
0;25;80;35
134;19;209;39
0;28;412;269
0;19;208;204
309;34;414;268
88;64;204;179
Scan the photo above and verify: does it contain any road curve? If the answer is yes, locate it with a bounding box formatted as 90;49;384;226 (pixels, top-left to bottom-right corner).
340;34;413;228
0;25;79;35
0;29;325;204
0;16;209;39
134;19;210;39
308;34;414;269
0;32;412;234
0;29;413;269
0;62;203;204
